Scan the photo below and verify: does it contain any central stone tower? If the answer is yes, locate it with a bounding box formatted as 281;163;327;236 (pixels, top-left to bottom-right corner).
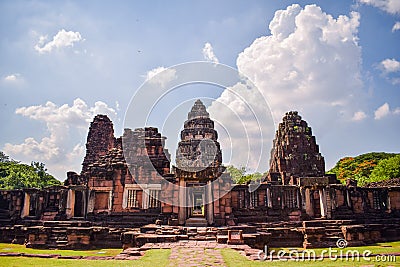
175;100;224;225
176;99;222;175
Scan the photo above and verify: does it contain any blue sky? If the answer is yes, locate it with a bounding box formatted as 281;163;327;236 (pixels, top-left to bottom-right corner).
0;0;399;180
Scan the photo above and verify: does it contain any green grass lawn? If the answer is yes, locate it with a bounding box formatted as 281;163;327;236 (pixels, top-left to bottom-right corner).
221;248;399;267
0;243;122;257
1;241;399;266
0;249;171;267
221;242;400;267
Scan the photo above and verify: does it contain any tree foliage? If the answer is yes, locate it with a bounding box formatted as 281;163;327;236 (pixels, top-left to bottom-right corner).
368;155;400;184
0;152;61;189
328;152;399;186
0;151;11;163
226;165;264;184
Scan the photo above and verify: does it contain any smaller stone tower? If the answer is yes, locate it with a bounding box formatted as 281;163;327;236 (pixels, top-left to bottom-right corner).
268;111;325;185
82;115;115;174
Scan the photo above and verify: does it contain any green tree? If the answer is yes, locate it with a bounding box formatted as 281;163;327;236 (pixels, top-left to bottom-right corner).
226;165;265;184
369;155;400;184
226;165;246;183
0;151;10;163
0;151;61;189
328;152;399;185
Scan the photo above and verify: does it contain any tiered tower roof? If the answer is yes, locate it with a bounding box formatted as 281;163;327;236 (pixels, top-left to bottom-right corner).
268;111;325;185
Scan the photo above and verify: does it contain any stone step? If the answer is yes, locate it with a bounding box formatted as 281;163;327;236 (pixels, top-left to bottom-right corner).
185;218;208;227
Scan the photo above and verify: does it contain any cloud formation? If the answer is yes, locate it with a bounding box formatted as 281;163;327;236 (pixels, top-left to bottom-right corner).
4;74;18;82
236;4;362;120
352;111;368;121
380;58;400;73
145;66;177;88
374;103;400;120
358;0;400;14
34;29;83;54
379;58;400;84
202;42;219;63
3;98;117;179
210;4;363;171
374;103;390;119
392;22;400;32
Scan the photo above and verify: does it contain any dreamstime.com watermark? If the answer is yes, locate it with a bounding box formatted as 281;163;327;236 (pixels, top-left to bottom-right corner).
257;239;397;263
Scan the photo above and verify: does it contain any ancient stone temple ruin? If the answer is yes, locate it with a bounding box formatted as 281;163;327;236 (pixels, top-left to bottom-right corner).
1;101;400;250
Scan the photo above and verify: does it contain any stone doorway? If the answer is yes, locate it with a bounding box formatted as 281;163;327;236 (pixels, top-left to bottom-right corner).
187;184;206;218
184;182;209;227
0;195;9;210
192;191;205;217
74;190;85;218
312;190;321;218
28;193;38;217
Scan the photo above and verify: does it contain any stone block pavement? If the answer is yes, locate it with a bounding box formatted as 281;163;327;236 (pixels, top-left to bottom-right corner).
0;241;263;263
134;240;263;265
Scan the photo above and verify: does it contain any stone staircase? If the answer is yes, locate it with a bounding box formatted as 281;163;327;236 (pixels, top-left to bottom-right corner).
46;228;69;249
122;224;273;249
301;220;350;248
0;208;11;225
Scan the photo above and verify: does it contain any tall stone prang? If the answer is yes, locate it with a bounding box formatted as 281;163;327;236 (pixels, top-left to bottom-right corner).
175;99;223;180
268;111;325;185
82;115;116;174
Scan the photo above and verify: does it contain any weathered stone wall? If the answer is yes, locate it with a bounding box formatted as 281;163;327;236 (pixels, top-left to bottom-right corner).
85;126;172;217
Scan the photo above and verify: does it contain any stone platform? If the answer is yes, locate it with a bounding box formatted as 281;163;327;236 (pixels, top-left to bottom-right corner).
1;218;400;250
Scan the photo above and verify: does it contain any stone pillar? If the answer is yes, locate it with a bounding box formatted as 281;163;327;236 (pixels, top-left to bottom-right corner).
296;188;301;208
21;192;30;218
387;193;392;211
305;188;314;217
319;188;327;218
346;189;352;208
266;188;272;208
66;189;75;219
178;179;186;225
206;181;214;225
142;189;149;210
108;190;113;211
82;190;87;218
87;190;95;213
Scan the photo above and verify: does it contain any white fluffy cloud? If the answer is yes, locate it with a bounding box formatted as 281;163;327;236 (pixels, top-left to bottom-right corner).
358;0;400;15
202;42;219;63
34;29;83;54
374;103;400;119
145;66;177;88
3;98;117;179
4;74;18;82
210;4;364;171
379;58;400;84
374;103;390;119
380;58;400;73
392;22;400;32
3;73;23;83
236;4;362;120
352;111;368;121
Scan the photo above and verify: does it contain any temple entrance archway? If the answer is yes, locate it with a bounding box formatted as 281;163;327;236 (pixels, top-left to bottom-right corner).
187;183;206;218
